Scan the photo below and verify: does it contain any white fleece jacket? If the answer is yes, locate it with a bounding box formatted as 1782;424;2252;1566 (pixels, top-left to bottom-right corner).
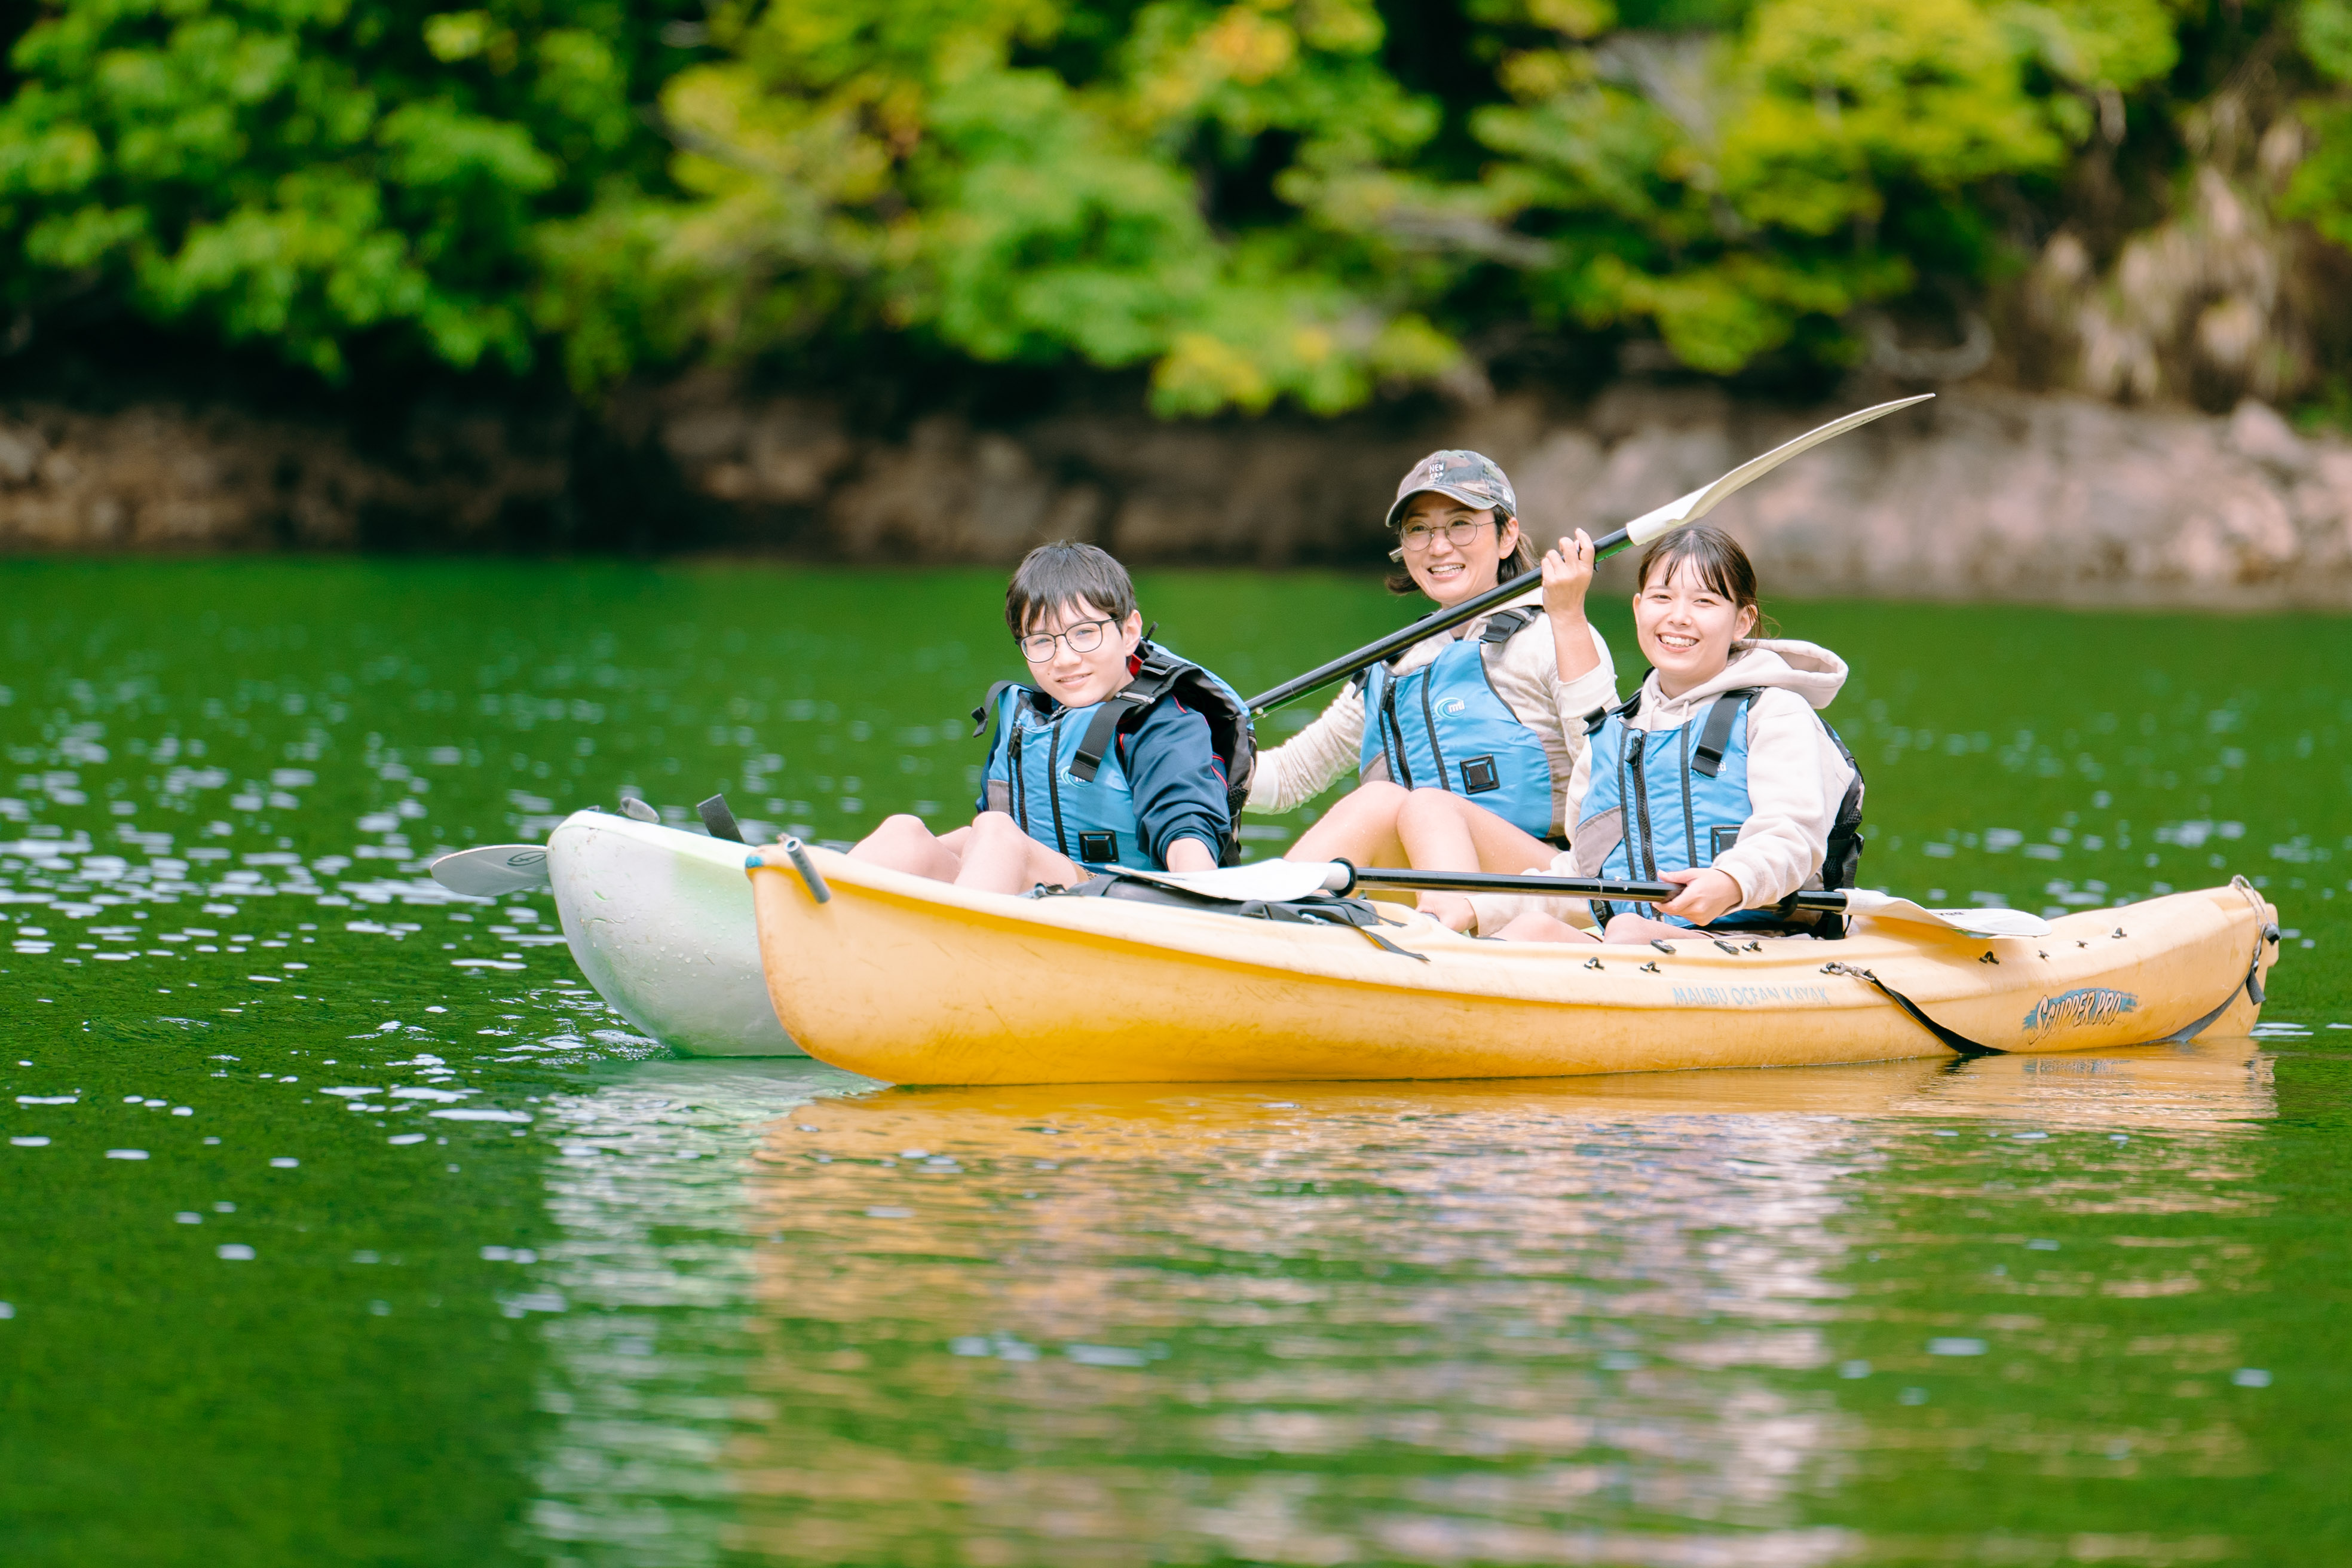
1244;589;1619;838
1465;639;1858;934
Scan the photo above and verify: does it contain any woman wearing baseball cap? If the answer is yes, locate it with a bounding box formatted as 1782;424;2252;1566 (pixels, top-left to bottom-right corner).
1247;449;1620;884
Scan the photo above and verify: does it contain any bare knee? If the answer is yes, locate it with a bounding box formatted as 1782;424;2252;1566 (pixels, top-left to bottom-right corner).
1329;781;1409;825
855;813;933;854
1499;912;1598;944
1603;911;1677;944
1396;786;1464;830
966;810;1028;844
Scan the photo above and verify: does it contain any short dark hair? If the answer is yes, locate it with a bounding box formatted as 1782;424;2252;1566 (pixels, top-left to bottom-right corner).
1384;514;1538;596
1004;541;1137;636
1634;523;1772;637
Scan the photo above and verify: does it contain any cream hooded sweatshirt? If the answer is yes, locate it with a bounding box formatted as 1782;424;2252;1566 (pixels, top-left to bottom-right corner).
1464;639;1858;935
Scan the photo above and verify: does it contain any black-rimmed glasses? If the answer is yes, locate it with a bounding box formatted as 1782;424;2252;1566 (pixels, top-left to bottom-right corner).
1018;617;1118;661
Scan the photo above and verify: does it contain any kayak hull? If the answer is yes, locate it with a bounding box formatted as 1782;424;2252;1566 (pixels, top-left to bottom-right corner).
550;810;803;1057
748;847;2275;1086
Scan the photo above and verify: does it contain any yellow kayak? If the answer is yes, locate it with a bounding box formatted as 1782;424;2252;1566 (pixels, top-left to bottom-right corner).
747;846;2278;1086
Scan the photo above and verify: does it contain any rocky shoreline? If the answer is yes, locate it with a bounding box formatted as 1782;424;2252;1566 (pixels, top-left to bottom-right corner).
5;378;2350;608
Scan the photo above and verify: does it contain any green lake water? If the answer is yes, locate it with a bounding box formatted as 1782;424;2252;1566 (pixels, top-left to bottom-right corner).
2;558;2348;1567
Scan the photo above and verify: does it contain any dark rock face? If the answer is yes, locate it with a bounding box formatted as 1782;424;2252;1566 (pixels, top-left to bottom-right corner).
6;380;2351;607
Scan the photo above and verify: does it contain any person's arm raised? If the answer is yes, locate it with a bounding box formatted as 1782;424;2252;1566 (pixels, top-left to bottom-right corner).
1542;530;1601;686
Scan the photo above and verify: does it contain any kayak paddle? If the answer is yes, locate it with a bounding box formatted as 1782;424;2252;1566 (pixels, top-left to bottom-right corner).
1126;859;2050;939
428;844;553;896
1241;393;1934;716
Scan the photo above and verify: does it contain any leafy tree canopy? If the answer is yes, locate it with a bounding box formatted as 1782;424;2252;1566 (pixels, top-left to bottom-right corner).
0;0;2339;412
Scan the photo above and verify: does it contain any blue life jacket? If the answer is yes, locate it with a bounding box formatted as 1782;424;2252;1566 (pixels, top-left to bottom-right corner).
1574;686;1865;934
972;641;1255;869
1356;607;1555;840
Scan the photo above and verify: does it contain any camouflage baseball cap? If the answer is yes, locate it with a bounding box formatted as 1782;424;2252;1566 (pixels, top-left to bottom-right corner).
1385;449;1517;531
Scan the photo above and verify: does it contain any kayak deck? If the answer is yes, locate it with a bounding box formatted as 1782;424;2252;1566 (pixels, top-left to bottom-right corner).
747;847;2277;1087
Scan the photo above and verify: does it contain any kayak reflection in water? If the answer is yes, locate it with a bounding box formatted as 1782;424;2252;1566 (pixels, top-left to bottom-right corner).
1431;523;1867;945
1251;449;1619;879
849;542;1248;894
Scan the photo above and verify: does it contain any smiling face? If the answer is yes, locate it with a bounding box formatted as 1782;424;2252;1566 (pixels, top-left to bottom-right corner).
1397;492;1520;608
1633;555;1759;698
1021;597;1143;709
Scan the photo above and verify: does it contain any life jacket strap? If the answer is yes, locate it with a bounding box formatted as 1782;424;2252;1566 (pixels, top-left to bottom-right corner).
970;679;1017;740
1692;688;1759;778
1585;689;1642;737
1071;658;1182;783
1478;605;1542;648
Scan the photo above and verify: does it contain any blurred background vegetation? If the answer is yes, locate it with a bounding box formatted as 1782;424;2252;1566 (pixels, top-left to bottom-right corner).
9;0;2352;421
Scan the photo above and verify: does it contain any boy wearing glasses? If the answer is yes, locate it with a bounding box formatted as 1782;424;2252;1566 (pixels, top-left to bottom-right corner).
848;541;1251;894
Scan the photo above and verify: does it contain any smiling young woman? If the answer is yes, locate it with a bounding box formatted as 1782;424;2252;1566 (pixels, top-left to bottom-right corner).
1243;450;1621;876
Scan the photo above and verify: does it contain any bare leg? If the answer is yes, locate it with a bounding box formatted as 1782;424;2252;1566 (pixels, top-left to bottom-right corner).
1602;911;1692;944
1395;788;1555;873
849;814;963;881
1286;781;1410;868
1495;911;1601;944
953;811;1083;895
1395;788;1559;932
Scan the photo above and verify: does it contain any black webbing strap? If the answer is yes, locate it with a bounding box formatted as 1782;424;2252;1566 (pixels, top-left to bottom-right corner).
1072;636;1183;783
1072;675;1169;782
1826;917;2277;1062
1820;961;2007;1058
1692;688;1758;778
2155;923;2275;1044
970;679;1017;740
1480;606;1542;647
1585;690;1640;737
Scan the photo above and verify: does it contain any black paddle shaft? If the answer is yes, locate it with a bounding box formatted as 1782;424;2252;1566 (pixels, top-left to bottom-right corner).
1242;523;1637;716
1346;865;1849;912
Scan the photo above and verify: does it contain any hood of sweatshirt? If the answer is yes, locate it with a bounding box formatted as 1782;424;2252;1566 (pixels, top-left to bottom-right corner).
1628;639;1847;727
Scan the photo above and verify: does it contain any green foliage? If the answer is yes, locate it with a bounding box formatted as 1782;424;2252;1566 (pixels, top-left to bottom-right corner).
0;0;678;378
537;0;1458;412
2288;0;2352;250
6;0;2352;413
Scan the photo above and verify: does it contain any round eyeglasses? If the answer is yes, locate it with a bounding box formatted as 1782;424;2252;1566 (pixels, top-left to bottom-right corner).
1391;516;1499;560
1018;617;1118;661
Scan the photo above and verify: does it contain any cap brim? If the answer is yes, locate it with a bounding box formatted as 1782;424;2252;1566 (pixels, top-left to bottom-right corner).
1385;485;1515;532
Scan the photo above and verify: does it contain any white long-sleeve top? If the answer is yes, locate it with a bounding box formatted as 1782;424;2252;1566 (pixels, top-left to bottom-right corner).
1463;639;1858;933
1244;589;1619;838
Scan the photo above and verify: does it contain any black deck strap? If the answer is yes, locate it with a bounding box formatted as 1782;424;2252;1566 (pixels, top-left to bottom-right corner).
1820;960;2007;1058
697;794;745;844
2154;926;2273;1045
1352;924;1431;962
1692;688;1758;778
970;679;1017;739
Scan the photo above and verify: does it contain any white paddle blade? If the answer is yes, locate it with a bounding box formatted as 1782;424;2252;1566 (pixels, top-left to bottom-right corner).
1623;393;1934;547
1118;860;1350;904
429;844;553;897
1843;888;2049;939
